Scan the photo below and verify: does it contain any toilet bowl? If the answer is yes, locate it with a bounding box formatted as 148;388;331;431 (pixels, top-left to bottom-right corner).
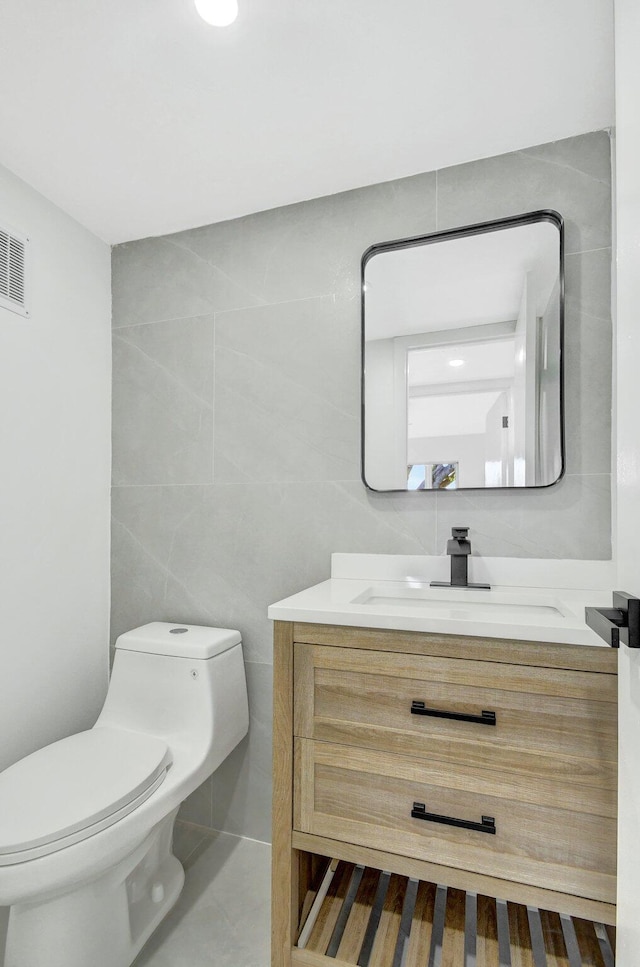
0;622;249;967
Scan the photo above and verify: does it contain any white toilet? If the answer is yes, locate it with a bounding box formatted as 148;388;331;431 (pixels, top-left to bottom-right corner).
0;621;249;967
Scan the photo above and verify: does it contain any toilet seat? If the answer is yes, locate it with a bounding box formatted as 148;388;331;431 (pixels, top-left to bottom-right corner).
0;727;171;866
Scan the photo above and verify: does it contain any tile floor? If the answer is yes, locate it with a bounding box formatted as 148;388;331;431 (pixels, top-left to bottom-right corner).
134;822;271;967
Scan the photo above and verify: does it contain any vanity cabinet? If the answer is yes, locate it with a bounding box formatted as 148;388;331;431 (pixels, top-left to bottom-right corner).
272;621;618;967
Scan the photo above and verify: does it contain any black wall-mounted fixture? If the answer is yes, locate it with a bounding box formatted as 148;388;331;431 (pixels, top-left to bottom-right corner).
430;526;491;590
585;592;640;648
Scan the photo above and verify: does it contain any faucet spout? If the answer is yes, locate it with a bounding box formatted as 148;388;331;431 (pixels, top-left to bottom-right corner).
446;529;471;557
430;526;491;590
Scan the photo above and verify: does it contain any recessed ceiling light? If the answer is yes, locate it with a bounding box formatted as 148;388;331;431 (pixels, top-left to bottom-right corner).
449;359;465;367
194;0;239;27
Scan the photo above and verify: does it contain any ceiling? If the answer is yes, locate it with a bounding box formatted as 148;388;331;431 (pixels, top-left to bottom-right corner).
0;0;614;244
408;340;515;390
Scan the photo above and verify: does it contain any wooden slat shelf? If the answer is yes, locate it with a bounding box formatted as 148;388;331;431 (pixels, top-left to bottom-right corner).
294;862;615;967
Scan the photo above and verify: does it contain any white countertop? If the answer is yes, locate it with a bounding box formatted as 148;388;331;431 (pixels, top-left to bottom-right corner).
267;554;615;647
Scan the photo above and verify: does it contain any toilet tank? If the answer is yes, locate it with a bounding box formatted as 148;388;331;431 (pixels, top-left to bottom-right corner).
95;623;249;773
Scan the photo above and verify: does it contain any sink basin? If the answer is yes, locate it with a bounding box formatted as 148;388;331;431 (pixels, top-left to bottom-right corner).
350;585;565;623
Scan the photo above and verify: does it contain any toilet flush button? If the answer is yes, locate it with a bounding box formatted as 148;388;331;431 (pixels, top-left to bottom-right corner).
169;627;189;634
152;883;165;903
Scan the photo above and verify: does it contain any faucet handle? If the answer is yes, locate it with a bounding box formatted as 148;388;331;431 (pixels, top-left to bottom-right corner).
451;526;469;539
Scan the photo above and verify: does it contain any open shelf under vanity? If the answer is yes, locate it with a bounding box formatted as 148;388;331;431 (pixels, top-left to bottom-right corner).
294;858;615;967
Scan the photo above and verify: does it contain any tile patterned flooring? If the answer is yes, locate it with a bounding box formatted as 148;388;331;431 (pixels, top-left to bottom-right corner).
133;822;271;967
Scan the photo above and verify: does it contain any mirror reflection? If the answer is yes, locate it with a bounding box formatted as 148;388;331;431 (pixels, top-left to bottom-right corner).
362;212;564;491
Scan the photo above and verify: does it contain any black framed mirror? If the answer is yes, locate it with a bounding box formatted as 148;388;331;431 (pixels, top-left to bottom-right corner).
361;210;564;492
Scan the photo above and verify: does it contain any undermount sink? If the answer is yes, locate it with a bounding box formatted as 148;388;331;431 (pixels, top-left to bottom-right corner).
350;585;565;623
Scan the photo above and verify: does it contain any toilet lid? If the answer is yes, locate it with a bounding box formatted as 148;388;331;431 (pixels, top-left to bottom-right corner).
0;727;171;863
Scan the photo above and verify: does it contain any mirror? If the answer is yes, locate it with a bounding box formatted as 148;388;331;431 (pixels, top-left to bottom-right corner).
361;211;564;492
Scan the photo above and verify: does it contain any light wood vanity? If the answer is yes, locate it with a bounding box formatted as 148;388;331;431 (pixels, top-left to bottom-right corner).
272;621;617;967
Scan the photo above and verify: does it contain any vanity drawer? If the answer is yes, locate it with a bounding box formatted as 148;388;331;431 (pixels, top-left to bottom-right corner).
293;644;617;779
294;739;617;904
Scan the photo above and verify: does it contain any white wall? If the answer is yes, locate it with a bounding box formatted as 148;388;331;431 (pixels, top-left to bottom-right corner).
613;1;640;962
0;163;111;772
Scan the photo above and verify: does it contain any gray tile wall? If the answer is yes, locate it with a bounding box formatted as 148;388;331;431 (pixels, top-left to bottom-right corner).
111;130;612;843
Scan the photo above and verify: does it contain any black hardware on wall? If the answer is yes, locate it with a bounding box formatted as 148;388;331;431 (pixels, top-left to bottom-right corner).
411;802;496;835
585;591;640;648
410;701;497;726
430;526;491;591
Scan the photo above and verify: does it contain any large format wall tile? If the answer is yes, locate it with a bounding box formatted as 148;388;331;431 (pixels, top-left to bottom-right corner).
436;130;611;255
210;660;273;843
435;473;611;559
169;172;438;308
563;248;613;476
111;130;613;844
214;296;360;482
111;481;438;662
111;515;170;648
112;238;264;329
112;316;214;485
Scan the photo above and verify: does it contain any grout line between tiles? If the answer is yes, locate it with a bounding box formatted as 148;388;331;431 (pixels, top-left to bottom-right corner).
112;311;215;330
565;246;612;257
110;478;365;489
175;819;272;848
215;291;336;317
112;289;337;331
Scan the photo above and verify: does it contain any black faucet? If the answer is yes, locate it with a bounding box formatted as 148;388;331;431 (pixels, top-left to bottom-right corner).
430;527;490;590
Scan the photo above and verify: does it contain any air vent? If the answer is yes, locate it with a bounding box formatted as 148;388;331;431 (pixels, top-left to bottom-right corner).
0;225;30;317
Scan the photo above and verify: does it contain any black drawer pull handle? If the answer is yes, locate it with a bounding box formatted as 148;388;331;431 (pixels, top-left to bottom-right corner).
410;701;496;726
411;802;496;835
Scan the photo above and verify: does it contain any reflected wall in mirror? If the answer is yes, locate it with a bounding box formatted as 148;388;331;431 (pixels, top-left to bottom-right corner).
361;211;564;492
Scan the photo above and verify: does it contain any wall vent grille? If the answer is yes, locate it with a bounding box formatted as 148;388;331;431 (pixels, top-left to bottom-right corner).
0;225;30;317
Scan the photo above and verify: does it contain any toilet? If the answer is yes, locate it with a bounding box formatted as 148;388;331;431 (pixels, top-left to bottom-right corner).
0;622;249;967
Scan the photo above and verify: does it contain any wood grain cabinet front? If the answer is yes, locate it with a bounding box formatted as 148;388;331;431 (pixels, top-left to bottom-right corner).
271;621;618;967
294;739;616;903
293;644;617;774
292;643;617;906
